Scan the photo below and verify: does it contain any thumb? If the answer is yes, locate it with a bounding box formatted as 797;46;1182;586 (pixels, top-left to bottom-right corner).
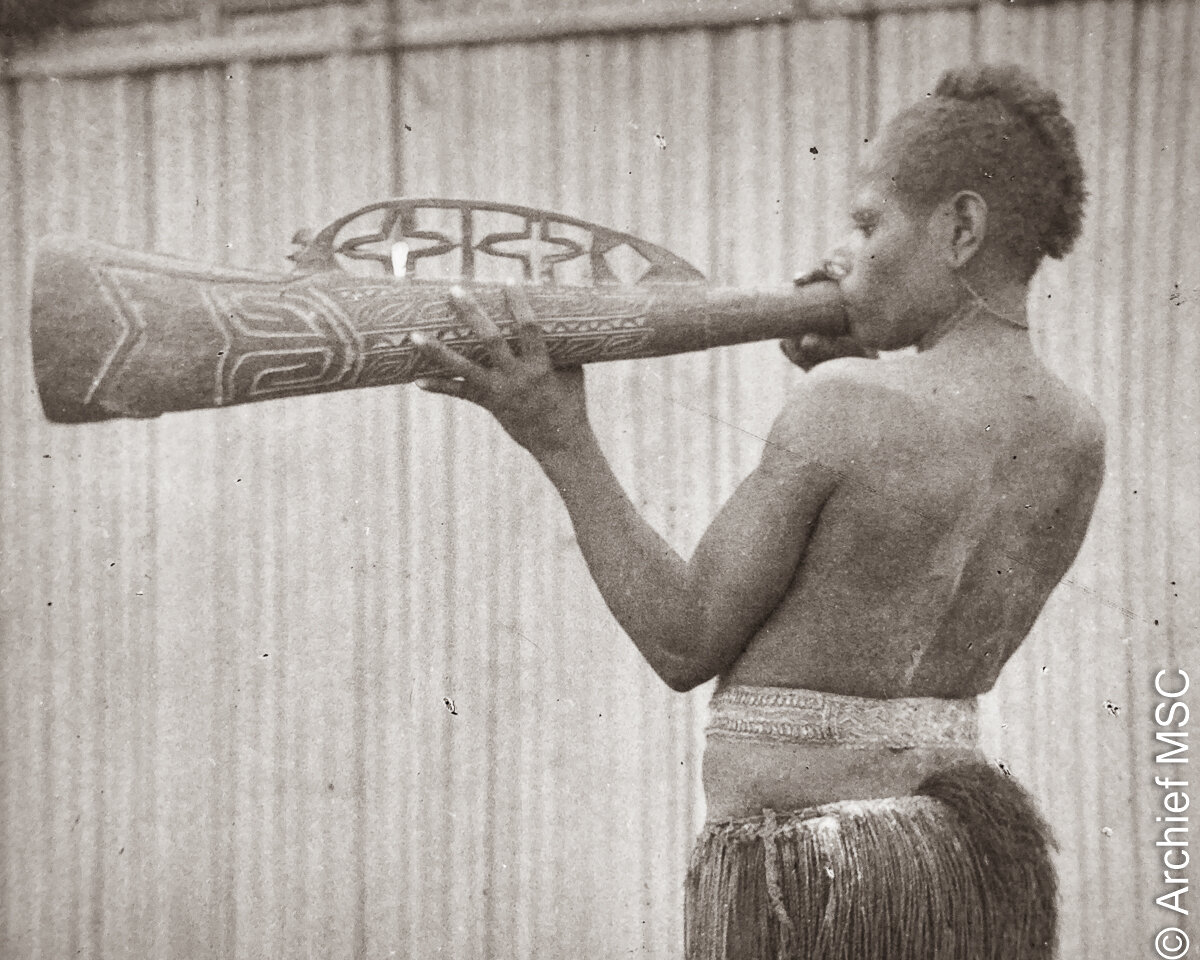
780;333;871;371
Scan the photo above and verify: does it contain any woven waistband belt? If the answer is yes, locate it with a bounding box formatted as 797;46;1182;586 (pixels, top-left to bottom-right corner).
706;684;979;749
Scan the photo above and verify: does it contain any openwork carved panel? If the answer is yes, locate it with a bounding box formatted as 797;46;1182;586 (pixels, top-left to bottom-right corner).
290;198;705;286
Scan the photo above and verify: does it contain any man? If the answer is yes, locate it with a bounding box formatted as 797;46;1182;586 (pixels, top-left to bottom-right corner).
411;64;1104;960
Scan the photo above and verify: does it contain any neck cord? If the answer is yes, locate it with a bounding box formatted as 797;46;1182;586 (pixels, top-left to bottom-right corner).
959;276;1030;330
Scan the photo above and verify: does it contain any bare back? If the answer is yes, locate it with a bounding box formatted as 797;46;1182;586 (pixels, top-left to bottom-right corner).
703;334;1105;816
729;337;1105;696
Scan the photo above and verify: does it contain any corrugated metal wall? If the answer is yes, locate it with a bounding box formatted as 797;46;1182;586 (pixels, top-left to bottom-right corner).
2;2;1196;957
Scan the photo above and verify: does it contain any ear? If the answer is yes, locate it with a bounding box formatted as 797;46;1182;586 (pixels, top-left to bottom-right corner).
932;190;987;270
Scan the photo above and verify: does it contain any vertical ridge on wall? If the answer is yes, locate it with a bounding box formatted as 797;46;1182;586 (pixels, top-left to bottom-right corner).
0;77;39;960
1071;7;1139;954
1166;3;1200;666
1129;3;1199;952
117;77;158;960
23;76;64;960
1122;4;1173;944
24;77;69;960
219;62;255;960
0;77;28;960
146;65;225;960
1083;8;1136;951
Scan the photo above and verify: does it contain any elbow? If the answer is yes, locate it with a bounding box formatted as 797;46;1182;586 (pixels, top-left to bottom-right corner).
662;671;698;694
651;625;733;693
659;656;719;694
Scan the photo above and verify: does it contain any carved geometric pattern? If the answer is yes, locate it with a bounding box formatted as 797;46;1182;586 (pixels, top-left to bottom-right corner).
473;217;588;283
291;198;705;286
334;204;462;275
203;286;360;404
188;275;659;404
86;265;150;405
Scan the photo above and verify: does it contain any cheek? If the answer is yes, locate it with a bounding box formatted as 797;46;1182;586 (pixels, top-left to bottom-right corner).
842;237;905;302
839;235;926;344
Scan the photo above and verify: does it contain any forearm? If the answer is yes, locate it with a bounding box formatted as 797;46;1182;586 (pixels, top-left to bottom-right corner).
535;434;705;689
409;286;834;691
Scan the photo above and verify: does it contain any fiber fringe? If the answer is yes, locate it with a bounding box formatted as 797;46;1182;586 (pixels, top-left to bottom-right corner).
684;761;1057;960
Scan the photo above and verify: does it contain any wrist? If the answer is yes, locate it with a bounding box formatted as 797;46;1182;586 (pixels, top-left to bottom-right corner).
533;426;601;480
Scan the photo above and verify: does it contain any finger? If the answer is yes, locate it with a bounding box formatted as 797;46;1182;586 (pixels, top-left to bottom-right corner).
779;338;818;371
821;258;849;281
793;266;831;287
827;335;869;358
504;284;551;364
410;331;485;381
450;286;517;369
780;332;870;371
780;334;836;370
414;376;482;403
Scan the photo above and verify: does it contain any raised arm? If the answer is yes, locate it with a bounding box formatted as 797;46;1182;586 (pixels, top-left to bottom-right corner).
413;288;865;692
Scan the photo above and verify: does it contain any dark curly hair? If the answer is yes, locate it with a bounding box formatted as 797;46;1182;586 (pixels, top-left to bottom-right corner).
874;64;1087;280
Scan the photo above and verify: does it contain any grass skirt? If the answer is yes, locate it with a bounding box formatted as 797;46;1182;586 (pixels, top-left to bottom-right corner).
684;761;1056;960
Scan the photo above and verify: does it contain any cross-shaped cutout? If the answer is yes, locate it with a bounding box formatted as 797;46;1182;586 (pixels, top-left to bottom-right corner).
475;218;588;282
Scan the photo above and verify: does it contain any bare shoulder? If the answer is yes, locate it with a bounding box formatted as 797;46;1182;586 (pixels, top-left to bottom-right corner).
1062;392;1107;504
764;358;926;471
1039;368;1107;475
1069;389;1106;454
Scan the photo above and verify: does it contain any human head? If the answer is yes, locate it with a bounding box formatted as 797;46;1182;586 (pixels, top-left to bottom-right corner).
828;64;1086;349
